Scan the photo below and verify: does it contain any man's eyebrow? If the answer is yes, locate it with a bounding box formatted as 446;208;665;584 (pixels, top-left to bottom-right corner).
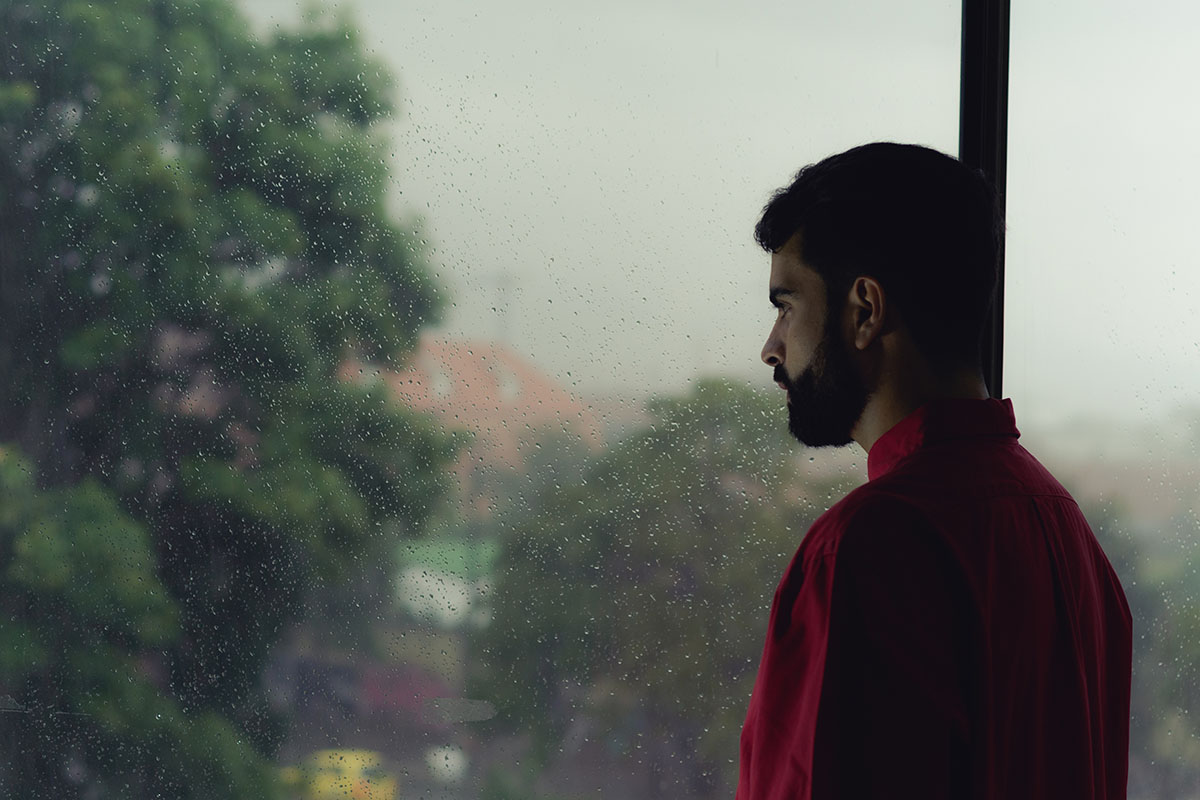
769;287;795;307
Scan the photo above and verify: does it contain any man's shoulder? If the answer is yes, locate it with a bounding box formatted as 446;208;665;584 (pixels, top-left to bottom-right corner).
804;483;930;560
800;439;1087;566
879;437;1077;503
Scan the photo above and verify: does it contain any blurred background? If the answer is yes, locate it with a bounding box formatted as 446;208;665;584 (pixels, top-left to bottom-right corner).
1;0;1197;797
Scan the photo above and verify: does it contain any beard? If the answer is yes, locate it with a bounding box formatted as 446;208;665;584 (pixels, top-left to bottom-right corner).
775;320;870;448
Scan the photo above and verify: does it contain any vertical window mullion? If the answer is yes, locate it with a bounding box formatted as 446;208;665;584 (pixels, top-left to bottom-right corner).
959;0;1011;398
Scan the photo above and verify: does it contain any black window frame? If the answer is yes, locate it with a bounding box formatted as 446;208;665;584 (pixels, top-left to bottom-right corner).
959;0;1010;399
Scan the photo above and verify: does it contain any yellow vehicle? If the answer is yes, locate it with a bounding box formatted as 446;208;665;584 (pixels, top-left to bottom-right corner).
280;749;399;800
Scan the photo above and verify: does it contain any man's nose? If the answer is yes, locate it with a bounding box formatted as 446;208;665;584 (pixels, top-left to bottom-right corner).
761;336;782;367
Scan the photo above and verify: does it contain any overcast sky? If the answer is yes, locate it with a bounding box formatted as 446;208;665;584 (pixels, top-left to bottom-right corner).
240;0;1200;435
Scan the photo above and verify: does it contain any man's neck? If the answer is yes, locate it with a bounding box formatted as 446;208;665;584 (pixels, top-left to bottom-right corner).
852;366;990;452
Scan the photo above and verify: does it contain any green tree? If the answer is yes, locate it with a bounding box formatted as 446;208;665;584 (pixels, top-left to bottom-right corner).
1;0;454;795
477;378;857;799
0;446;282;796
1056;497;1200;798
1125;511;1200;797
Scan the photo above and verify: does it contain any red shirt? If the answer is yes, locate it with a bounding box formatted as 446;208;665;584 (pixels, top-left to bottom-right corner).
736;398;1132;799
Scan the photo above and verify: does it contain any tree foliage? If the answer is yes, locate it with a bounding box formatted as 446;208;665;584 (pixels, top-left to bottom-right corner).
0;0;454;795
478;378;858;798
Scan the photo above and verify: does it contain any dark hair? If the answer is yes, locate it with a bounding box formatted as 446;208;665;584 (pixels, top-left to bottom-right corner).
755;142;1003;368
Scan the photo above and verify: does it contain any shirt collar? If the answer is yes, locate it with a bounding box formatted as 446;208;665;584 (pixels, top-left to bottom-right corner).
866;397;1020;481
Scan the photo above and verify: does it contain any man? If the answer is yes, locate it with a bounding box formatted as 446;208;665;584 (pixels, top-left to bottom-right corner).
737;143;1132;799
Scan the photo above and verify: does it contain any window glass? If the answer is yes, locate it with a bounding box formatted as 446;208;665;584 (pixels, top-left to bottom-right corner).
1007;4;1200;795
1;0;958;796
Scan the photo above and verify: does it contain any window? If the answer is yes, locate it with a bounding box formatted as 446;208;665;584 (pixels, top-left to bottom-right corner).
1007;3;1200;794
21;1;1192;799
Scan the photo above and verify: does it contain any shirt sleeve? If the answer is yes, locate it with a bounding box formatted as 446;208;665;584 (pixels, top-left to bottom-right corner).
810;497;972;799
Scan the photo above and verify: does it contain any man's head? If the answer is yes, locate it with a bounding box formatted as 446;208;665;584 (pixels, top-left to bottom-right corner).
757;142;1003;447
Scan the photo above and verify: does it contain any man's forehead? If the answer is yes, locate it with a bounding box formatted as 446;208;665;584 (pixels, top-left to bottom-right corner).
769;236;818;289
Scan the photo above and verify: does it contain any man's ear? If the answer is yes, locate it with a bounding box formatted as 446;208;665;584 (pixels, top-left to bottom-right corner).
848;276;888;351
